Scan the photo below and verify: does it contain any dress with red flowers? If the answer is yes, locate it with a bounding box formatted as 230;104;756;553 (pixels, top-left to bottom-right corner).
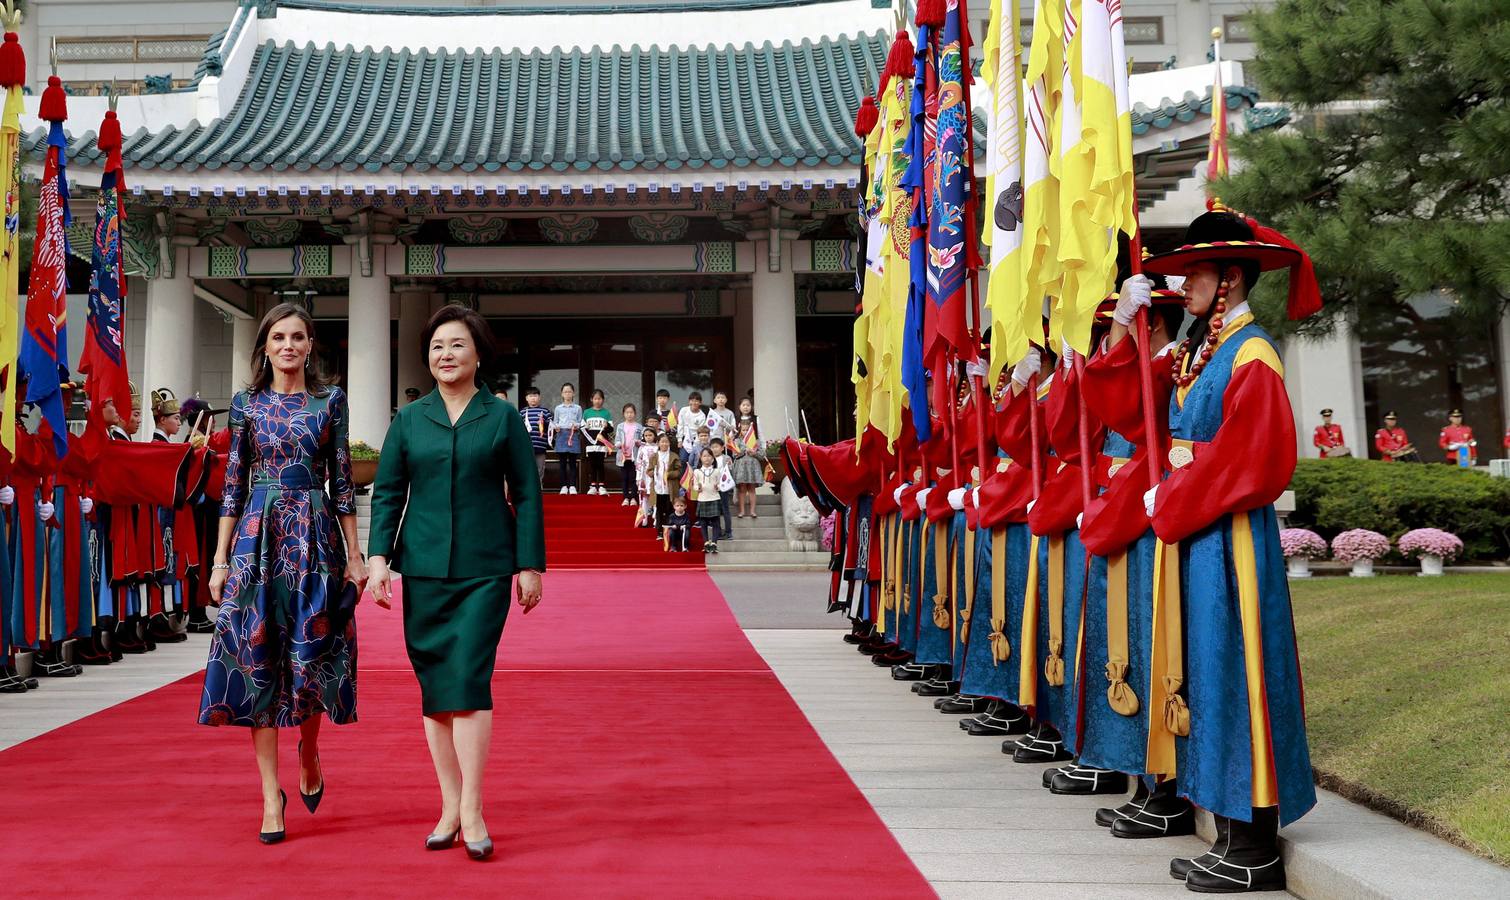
198;387;358;728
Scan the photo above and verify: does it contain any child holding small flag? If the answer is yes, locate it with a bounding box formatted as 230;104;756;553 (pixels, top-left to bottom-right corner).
730;397;764;518
691;447;722;553
615;403;641;506
550;382;584;494
520;386;551;486
581;388;613;495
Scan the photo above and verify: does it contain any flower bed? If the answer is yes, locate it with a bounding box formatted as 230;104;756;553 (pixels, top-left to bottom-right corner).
1279;528;1327;560
1329;529;1390;564
1398;528;1463;562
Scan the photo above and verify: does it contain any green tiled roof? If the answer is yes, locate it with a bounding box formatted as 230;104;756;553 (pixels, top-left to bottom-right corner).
47;32;885;174
269;0;863;15
1131;85;1261;135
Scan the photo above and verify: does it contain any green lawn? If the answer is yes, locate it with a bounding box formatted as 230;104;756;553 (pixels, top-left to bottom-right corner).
1290;574;1510;864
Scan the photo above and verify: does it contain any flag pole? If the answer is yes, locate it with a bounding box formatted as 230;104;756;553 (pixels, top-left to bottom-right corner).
955;0;992;481
1027;368;1043;500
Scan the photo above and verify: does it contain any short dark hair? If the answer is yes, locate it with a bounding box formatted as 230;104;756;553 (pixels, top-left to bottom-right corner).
656;389;670;398
622;402;637;414
526;386;540;396
561;382;575;392
423;305;495;387
709;437;724;448
644;413;659;424
590;388;605;401
687;391;702;402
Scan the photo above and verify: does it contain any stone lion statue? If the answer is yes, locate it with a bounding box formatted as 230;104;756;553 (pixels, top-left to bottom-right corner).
782;479;822;551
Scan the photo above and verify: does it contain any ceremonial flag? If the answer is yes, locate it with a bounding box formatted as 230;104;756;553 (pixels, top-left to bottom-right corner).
923;1;974;369
1019;0;1065;348
1206;33;1229;187
666;402;678;431
80;104;131;457
19;75;72;460
899;11;936;444
0;19;23;455
1055;0;1136;354
982;0;1027;384
742;424;760;454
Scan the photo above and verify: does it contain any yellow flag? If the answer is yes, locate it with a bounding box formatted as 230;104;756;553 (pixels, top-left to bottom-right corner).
982;0;1027;386
1019;0;1066;354
1055;0;1136;354
869;72;915;451
0;83;22;454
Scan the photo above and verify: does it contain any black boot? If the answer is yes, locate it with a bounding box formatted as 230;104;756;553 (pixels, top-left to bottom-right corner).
74;630;114;666
185;606;216;634
114;619;149;654
1182;807;1285;893
1050;765;1129;796
912;678;959;697
1012;723;1072;763
890;662;940;681
936;695;992;714
31;646;82;677
1096;778;1151;827
0;665;28;693
963;701;1031;736
147;613;187;644
96;616;124;661
1042;761;1078;789
1111;780;1196;839
871;649;912;666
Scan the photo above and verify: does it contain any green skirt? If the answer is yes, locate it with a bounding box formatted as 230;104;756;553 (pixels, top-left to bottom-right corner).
402;575;512;716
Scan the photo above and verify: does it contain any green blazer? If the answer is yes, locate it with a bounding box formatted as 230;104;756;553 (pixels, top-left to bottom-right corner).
368;390;546;578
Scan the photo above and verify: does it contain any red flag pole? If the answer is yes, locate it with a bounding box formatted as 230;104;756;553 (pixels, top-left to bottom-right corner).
1073;355;1095;510
1027;370;1043;500
1128;234;1163;487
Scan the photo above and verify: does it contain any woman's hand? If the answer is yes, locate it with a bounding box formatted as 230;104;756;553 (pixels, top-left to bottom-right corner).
517;569;543;614
209;563;229;604
368;556;393;609
345;554;369;593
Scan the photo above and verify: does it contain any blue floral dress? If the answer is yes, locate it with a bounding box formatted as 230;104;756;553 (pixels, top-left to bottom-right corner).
198;388;358;728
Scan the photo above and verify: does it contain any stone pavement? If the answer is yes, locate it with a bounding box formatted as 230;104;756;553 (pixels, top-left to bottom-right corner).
715;570;1510;900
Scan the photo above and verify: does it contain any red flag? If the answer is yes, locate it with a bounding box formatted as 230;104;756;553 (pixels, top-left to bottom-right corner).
80;107;131;459
18;75;71;460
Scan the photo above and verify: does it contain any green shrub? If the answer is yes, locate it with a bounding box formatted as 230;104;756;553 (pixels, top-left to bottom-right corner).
1288;458;1510;561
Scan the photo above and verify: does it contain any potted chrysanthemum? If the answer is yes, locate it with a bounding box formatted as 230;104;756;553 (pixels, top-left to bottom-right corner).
1278;528;1327;578
1397;528;1462;577
1330;529;1390;578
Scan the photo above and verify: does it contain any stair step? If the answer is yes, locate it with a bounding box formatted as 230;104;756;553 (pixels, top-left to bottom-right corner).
706;551;828;567
717;538;802;553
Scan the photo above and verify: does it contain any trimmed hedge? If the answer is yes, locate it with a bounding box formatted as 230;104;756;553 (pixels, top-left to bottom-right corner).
1288;458;1510;561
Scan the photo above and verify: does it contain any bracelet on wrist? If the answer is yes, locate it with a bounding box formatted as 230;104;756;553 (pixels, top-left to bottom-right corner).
211;563;231;571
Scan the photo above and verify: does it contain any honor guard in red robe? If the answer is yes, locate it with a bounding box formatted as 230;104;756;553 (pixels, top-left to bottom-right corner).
1438;409;1477;465
1312;409;1347;457
1372;411;1414;461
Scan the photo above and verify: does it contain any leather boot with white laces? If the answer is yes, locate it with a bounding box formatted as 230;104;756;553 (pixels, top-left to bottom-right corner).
889;662;937;681
936;694;992;714
1096;778;1151;827
912;677;959;697
1011;723;1072;763
1110;781;1196;839
1182;807;1285;893
1049;765;1129;796
961;701;1031;736
1042;761;1078;789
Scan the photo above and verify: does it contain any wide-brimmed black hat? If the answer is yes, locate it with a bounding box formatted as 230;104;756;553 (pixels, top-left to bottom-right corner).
1320;408;1333;416
1143;205;1322;320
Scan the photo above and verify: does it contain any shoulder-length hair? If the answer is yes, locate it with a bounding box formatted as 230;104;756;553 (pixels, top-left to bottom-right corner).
247;302;331;395
424;305;496;387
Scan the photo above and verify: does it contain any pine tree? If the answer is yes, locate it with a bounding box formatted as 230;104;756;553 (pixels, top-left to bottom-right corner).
1218;0;1510;347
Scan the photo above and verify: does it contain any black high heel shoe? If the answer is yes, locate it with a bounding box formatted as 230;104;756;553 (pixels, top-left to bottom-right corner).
297;740;324;814
259;790;288;844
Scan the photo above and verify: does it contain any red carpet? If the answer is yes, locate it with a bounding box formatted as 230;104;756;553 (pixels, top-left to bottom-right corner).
0;568;931;897
544;493;705;569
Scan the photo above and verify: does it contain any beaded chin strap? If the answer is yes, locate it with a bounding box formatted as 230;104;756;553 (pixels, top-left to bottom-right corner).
1171;278;1229;388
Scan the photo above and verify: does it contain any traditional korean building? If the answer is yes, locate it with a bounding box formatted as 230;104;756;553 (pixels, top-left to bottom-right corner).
23;0;1292;446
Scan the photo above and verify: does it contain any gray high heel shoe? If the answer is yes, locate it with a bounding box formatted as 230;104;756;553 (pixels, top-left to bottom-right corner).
464;834;493;860
425;828;459;851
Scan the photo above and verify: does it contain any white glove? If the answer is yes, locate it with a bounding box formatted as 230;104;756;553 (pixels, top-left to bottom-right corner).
1076;512;1084;530
1143;484;1159;518
1025;499;1037;515
947;487;966;510
971;486;982;509
965;358;987;379
1114;274;1153;326
0;485;13;506
915;487;932;511
79;497;94;514
893;485;907;505
1011;348;1042;387
37;500;55;521
1060;337;1076;368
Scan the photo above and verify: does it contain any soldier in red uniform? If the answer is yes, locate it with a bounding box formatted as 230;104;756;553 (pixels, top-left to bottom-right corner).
1438;409;1477;465
1312;409;1347;458
1372;411;1414;461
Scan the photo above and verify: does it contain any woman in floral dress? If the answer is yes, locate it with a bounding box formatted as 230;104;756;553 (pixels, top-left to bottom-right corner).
199;302;367;845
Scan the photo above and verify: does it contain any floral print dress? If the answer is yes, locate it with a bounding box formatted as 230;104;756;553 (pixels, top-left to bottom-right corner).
198;388;358;728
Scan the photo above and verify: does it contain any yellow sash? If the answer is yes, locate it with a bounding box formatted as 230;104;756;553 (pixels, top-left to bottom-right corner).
1018;534;1042;710
931;520;951;630
959;525;976;645
989;528;1010;663
1105;552;1140;716
1146;538;1189;780
1044;535;1067;686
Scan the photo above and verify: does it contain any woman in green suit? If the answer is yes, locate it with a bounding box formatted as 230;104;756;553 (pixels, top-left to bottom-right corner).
367;305;545;861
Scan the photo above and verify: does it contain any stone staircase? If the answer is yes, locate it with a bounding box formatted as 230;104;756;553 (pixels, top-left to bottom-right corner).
706;490;828;570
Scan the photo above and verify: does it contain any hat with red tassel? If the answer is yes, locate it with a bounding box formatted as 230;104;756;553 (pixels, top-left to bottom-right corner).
1141;200;1322;320
38;73;67;122
97;105;124;171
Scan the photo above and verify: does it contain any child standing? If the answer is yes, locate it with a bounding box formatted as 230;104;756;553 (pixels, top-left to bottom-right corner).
651;431;682;528
691;447;723;553
663;497;692;552
636;416;660;525
676;392;707;465
615;403;642;506
652;390;679;455
520;386;552;486
581;388;613;495
706;391;736;443
551;382;584;494
730;397;763;518
710;437;736;541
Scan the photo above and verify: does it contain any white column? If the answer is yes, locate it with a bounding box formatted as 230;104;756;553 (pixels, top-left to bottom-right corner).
396;287;430;403
346;243;392;445
733;286;754;397
1282;320;1366;459
138;245;196;439
750;239;800;438
229;313;257;399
